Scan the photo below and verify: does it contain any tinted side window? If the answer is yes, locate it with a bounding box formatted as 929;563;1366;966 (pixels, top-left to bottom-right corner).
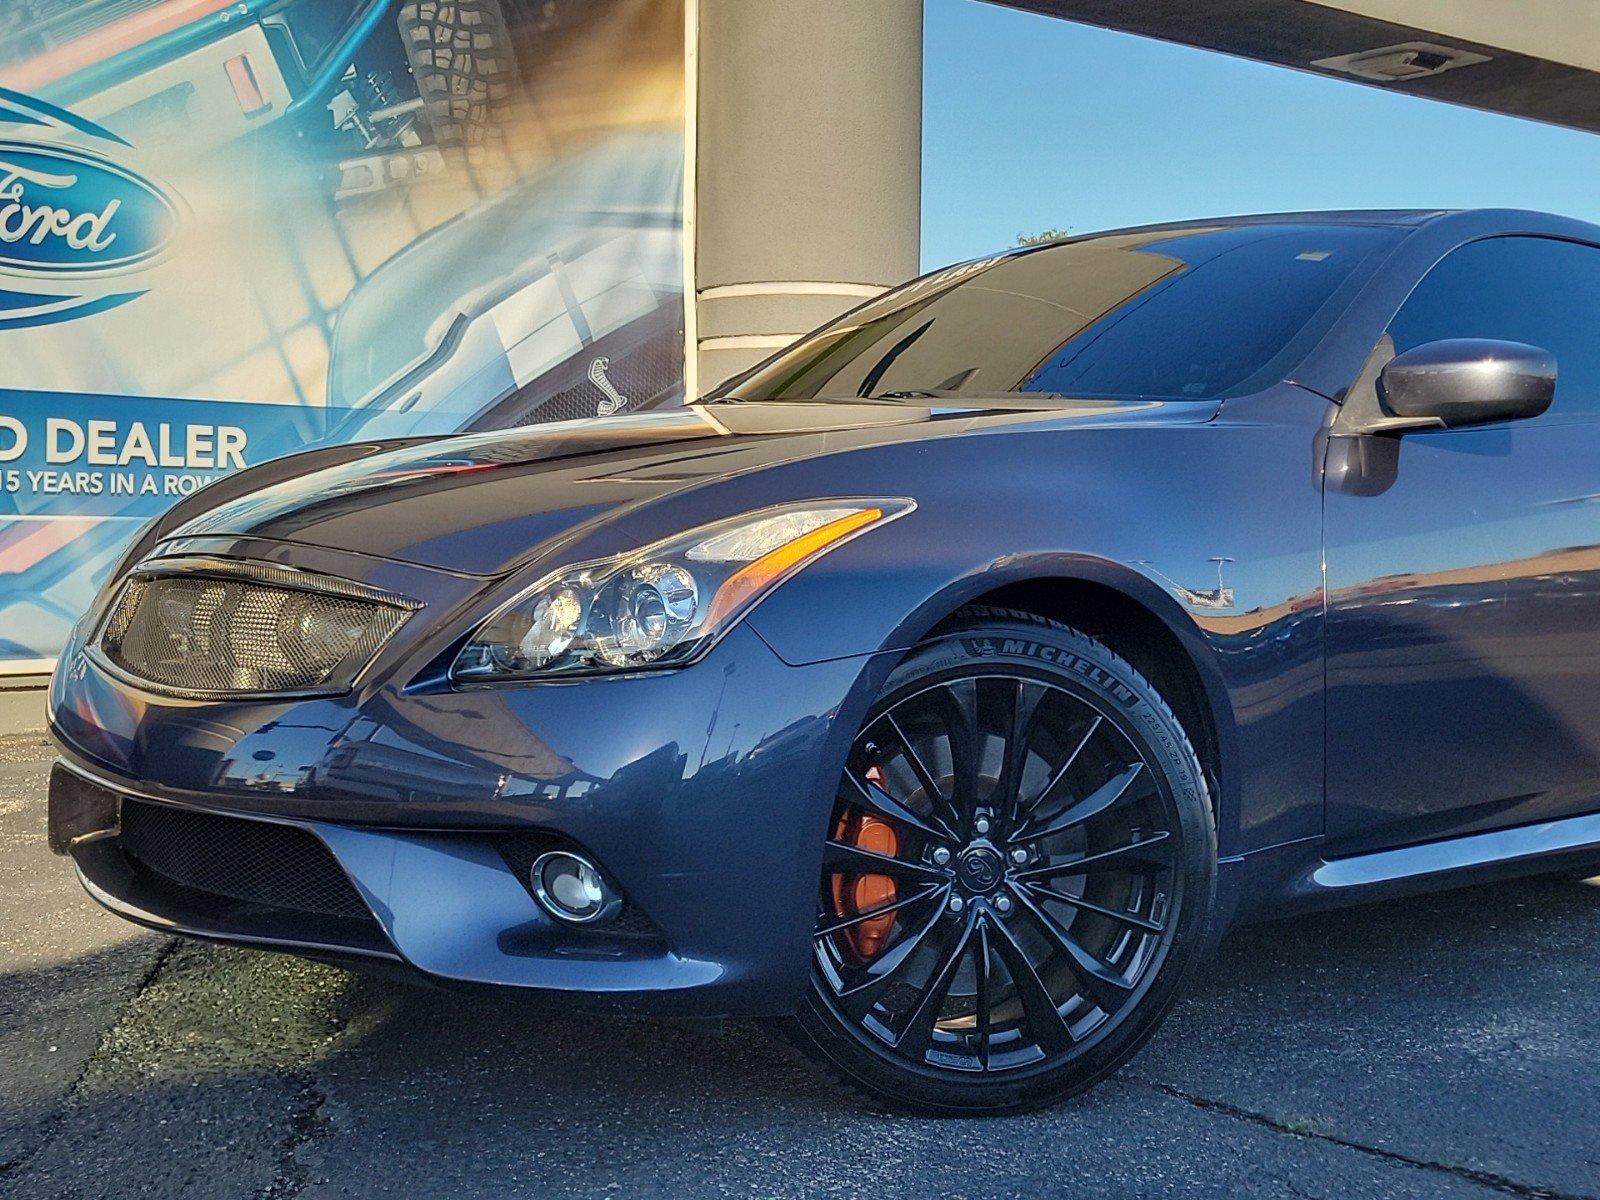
1389;236;1600;416
1024;227;1389;400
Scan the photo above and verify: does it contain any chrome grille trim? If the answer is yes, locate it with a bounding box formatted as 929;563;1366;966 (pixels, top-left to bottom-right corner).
91;556;421;700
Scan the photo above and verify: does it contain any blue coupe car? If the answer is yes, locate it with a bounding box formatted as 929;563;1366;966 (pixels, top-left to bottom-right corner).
48;209;1600;1113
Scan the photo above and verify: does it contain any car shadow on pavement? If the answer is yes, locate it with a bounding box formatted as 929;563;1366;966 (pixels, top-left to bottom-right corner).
4;872;1598;1199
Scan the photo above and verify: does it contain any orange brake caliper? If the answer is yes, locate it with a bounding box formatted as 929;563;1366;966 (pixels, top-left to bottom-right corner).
830;766;900;960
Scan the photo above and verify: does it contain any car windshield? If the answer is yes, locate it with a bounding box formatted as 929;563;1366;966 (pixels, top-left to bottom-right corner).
714;223;1401;404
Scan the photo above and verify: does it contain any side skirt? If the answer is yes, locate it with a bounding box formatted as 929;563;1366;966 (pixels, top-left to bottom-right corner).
1226;812;1600;925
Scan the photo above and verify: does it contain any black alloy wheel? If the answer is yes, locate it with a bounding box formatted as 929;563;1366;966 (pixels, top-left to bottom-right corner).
788;608;1216;1114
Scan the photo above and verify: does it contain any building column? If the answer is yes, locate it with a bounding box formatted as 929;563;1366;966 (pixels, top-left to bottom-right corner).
689;0;925;393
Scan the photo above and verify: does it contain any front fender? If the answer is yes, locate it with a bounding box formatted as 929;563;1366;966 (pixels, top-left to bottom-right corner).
743;409;1327;857
751;548;1245;847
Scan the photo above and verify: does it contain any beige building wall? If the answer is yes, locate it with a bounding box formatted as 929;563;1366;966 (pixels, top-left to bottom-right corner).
690;0;926;392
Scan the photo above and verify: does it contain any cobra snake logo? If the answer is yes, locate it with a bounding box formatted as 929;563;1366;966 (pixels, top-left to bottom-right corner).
588;357;631;417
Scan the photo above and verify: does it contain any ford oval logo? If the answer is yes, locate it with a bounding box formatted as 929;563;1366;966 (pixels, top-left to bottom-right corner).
0;139;177;276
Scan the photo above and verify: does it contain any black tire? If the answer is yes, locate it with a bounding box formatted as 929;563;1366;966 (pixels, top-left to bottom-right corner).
398;0;521;150
785;607;1217;1115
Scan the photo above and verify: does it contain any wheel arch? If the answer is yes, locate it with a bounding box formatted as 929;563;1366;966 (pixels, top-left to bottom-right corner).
901;563;1238;851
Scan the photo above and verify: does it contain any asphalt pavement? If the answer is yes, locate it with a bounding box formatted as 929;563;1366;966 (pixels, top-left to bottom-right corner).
2;731;1597;1200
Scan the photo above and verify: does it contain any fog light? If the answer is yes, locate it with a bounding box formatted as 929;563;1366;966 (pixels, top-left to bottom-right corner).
529;850;622;925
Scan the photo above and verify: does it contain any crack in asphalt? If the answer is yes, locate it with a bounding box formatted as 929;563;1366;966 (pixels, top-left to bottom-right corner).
255;1076;332;1200
0;935;180;1182
254;985;349;1200
1143;1081;1597;1200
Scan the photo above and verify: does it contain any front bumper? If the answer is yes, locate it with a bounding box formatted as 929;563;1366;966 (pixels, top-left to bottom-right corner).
49;548;891;1014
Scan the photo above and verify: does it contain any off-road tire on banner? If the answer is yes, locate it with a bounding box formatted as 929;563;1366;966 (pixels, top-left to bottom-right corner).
787;607;1217;1115
399;0;521;150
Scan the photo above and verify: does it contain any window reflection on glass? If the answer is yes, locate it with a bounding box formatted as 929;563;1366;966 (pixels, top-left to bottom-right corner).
722;224;1400;405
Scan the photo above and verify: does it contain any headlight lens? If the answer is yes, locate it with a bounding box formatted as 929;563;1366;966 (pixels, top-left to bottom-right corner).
452;498;914;681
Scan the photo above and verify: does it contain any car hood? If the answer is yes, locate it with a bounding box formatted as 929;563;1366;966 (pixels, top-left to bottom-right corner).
171;398;1219;576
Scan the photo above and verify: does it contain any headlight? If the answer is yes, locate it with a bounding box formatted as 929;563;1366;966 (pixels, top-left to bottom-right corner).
452;498;914;681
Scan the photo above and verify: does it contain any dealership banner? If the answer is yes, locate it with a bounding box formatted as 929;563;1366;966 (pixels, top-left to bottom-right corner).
0;0;686;670
0;389;356;517
0;387;363;665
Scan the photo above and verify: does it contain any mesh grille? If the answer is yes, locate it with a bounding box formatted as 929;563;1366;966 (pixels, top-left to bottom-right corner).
513;332;683;428
468;301;683;432
99;563;409;696
121;800;373;920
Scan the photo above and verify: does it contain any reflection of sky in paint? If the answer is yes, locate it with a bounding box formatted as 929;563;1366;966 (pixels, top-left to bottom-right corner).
171;409;717;540
924;0;1600;267
1329;436;1600;590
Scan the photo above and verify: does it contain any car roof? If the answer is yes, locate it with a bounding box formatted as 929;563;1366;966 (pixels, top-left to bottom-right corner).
1120;208;1450;230
1049;207;1600;242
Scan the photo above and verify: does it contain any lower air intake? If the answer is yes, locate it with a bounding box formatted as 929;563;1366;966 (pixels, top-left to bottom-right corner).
120;799;373;920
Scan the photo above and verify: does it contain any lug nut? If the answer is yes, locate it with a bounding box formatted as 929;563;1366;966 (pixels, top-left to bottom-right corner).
1010;847;1029;865
931;846;952;866
974;815;991;835
995;895;1013;914
948;895;965;914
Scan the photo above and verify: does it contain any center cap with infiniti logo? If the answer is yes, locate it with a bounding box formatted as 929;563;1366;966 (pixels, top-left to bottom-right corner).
956;845;1005;893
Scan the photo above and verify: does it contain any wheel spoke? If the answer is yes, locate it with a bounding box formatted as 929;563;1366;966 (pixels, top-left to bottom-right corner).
1019;762;1149;842
1012;831;1174;882
835;896;949;1019
1016;714;1102;829
1010;886;1135;1013
894;906;978;1057
881;710;964;836
931;680;983;821
844;771;953;841
823;840;950;883
994;678;1046;825
1022;882;1165;934
974;919;993;1070
814;883;946;938
987;908;1075;1055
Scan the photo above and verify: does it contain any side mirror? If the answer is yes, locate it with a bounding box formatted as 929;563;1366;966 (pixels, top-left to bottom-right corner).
1377;338;1555;431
